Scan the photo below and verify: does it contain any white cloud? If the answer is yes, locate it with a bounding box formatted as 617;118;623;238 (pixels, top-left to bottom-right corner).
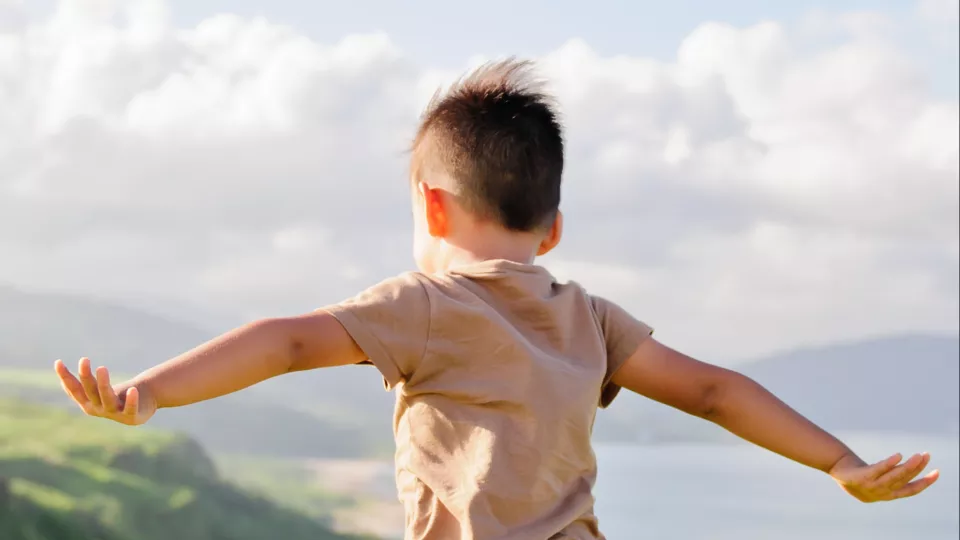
916;0;960;52
918;0;960;24
0;1;956;360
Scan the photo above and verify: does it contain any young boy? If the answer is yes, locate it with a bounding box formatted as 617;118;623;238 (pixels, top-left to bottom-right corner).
54;60;938;540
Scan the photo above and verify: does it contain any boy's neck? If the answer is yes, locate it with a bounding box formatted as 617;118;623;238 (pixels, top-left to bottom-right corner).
438;225;541;272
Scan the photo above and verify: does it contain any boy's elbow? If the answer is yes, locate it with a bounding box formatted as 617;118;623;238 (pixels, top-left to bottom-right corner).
699;368;745;422
262;316;315;374
700;381;723;421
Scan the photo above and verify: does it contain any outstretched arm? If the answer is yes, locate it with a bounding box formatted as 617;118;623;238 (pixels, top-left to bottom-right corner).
611;338;939;503
55;311;364;425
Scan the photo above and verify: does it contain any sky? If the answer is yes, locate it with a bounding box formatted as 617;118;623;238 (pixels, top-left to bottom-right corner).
0;0;957;363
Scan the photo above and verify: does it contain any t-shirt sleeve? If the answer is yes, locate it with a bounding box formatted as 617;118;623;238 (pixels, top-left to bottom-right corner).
590;295;654;408
322;273;431;391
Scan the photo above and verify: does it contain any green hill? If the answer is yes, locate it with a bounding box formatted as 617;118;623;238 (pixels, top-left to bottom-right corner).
0;400;368;540
0;367;390;460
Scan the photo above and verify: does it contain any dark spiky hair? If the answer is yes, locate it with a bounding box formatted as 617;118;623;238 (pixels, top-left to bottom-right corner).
411;59;564;232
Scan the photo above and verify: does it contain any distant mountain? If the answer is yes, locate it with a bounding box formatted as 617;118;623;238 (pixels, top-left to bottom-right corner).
0;285;212;373
0;286;387;459
738;334;959;434
594;334;960;443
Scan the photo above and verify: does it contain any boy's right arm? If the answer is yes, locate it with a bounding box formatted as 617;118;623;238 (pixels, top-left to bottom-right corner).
610;337;939;503
55;311;366;425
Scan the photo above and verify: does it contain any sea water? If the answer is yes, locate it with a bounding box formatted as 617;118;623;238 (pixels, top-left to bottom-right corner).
593;433;959;540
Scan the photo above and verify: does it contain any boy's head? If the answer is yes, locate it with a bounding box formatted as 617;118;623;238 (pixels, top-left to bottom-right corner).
409;59;565;273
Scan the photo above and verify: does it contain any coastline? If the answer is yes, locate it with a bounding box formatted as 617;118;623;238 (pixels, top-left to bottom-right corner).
305;458;404;539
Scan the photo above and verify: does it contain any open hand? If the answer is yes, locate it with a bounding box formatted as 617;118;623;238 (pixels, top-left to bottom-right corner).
830;452;939;503
54;357;156;426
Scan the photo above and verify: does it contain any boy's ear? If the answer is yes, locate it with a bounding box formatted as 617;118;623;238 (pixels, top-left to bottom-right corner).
536;210;563;256
419;182;448;238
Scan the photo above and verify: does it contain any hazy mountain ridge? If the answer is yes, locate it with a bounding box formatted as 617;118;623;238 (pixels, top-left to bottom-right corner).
0;285;214;373
739;334;960;433
594;334;960;443
1;286;957;456
0;285;388;458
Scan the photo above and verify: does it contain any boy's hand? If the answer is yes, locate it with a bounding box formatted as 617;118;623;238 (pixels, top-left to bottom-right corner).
54;358;157;426
829;452;939;503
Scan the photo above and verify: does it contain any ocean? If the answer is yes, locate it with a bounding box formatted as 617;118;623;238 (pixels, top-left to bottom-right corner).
593;433;959;540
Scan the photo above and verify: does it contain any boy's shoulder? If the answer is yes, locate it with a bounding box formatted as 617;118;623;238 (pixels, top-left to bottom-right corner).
343;261;605;320
344;262;641;325
334;270;427;307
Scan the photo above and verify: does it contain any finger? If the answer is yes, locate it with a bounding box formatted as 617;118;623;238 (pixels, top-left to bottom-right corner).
96;366;120;413
890;453;930;490
122;387;140;418
78;358;102;408
888;469;940;500
873;453;928;491
866;453;903;479
54;360;90;407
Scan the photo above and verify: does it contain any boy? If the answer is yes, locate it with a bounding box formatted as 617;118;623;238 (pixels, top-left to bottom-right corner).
55;60;938;540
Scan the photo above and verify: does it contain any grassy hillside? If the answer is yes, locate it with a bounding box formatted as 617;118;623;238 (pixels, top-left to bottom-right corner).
0;366;390;460
0;400;369;540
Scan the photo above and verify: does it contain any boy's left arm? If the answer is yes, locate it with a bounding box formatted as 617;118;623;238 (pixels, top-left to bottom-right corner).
55;311;367;425
611;338;940;503
56;273;429;426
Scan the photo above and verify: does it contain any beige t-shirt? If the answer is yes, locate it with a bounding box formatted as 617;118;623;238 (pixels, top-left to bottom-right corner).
324;259;653;540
